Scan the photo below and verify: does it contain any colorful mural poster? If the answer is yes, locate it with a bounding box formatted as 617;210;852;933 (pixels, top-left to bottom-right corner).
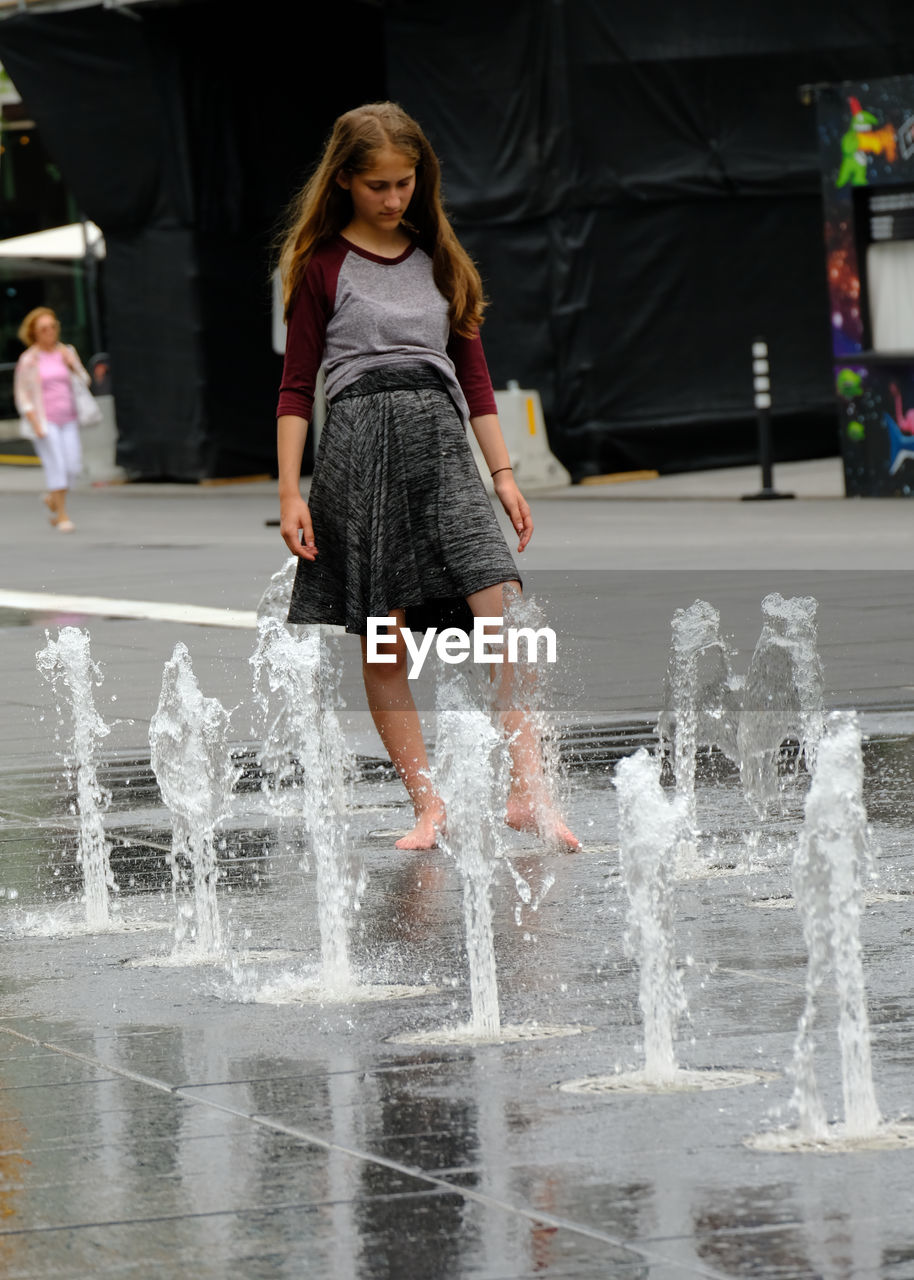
816;75;914;495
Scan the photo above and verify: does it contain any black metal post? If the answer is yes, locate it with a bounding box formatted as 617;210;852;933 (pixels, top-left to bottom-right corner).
742;337;794;501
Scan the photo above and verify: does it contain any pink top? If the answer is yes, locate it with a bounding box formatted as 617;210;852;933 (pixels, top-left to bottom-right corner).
38;349;76;425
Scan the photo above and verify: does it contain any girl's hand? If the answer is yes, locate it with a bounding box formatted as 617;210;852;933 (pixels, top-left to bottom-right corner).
280;494;318;561
494;472;533;552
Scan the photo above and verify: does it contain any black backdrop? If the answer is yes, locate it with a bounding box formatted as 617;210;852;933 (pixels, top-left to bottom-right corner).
3;0;914;479
0;1;386;478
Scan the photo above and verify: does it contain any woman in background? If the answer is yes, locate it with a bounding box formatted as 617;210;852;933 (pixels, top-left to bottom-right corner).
14;306;91;532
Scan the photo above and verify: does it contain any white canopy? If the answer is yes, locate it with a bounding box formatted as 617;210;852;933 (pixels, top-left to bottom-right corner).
0;221;105;260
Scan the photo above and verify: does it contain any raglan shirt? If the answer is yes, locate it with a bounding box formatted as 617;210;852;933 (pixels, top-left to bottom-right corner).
276;236;497;425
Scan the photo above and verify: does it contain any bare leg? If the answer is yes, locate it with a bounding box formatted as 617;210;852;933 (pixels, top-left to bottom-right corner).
360;611;445;851
54;489;73;530
43;489;65;525
466;582;579;850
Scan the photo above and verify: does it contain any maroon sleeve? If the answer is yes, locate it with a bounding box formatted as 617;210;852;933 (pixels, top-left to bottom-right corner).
276;242;342;420
447;328;498;417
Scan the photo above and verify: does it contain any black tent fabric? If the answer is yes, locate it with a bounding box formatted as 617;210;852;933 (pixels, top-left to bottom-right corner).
387;0;914;476
3;0;914;478
0;7;202;477
0;2;385;479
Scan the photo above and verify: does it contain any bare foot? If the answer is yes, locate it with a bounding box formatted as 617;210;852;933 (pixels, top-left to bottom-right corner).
506;798;581;852
395;801;446;851
42;494;59;526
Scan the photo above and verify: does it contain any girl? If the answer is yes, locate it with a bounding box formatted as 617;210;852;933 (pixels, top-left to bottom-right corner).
275;101;577;852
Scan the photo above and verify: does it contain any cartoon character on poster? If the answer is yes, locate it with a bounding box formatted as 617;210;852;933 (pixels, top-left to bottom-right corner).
836;97;897;187
837;366;914;482
836;367;867;448
885;383;914;474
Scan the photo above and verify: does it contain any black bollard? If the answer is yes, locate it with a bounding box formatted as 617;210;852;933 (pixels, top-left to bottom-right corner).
742;338;795;501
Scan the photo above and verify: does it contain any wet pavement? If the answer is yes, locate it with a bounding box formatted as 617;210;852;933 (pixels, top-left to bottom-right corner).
1;461;914;1278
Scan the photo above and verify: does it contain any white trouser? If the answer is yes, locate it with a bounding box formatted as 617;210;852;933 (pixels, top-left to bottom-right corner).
33;420;82;491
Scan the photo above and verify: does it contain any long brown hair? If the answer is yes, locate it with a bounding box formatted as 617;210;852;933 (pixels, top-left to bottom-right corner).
276;102;486;336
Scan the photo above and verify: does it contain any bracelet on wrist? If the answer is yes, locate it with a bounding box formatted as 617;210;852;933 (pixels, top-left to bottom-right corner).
490;466;513;477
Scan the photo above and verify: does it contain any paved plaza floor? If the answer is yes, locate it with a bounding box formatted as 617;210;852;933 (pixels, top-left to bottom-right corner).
1;457;913;1278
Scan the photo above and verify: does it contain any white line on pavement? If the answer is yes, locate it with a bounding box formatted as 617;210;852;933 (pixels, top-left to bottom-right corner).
0;589;258;629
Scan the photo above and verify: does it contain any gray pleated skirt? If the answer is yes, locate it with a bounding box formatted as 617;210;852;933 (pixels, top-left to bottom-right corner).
287;364;520;635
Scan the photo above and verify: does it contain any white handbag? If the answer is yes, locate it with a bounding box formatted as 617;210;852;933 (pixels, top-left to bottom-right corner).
71;372;102;427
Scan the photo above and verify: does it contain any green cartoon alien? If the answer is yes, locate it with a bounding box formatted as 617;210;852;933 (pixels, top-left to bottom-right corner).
836;96;897;188
836;368;863;399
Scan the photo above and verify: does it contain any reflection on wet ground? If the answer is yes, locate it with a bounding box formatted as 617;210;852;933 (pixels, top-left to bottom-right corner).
0;731;913;1277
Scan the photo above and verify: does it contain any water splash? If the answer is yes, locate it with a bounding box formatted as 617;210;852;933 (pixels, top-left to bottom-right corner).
738;593;825;820
250;566;310;872
789;710;881;1140
148;643;237;958
251;618;359;995
504;859;555;927
256;557;299;627
436;676;510;1036
613;748;688;1083
658;601;740;865
497;586;570;847
36;627;114;929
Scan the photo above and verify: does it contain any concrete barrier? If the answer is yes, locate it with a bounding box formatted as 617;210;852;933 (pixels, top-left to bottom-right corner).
469;382;571;493
79;395;126;484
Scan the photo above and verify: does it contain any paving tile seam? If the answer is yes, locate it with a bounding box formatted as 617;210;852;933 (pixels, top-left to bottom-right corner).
0;810;65;828
0;1024;732;1280
0;1076;119;1093
0;1125;251;1160
0;1200;324;1239
1;815;300;862
0;1188;452;1239
708;966;807;992
633;1219;817;1244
